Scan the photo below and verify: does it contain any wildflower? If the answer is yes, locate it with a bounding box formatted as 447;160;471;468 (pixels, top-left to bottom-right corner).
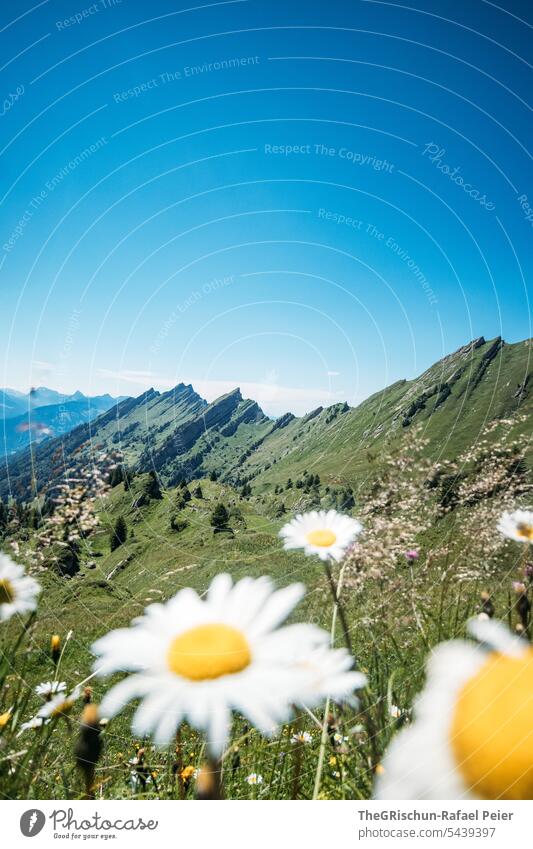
279;510;362;561
375;619;533;799
0;554;40;622
196;761;222;799
92;574;365;755
245;773;263;785
180;765;197;782
389;704;402;719
291;730;313;745
35;681;66;700
19;716;49;732
498;509;533;543
480;591;494;618
74;703;102;798
512;581;527;594
405;550;419;561
291;643;367;708
333;732;348;745
38;686;82;720
50;635;61;664
0;708;13;728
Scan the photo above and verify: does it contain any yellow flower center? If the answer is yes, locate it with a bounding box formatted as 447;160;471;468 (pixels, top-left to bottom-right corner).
517;522;533;541
0;579;15;605
451;650;533;799
306;529;337;547
167;624;251;680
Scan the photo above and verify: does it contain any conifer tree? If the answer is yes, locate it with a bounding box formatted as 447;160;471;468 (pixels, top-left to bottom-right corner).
210;503;229;529
110;515;127;551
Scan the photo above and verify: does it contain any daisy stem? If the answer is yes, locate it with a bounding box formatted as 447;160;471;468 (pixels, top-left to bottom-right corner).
313;561;346;800
323;559;381;773
323;560;353;656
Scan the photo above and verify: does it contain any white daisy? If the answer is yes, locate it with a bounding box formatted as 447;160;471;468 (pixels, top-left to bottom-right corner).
375;619;533;800
19;716;49;733
0;553;40;622
245;773;263;785
389;704;402;719
291;730;313;744
279;510;362;561
289;643;366;708
333;732;349;744
35;681;67;700
498;508;533;543
92;574;366;755
38;685;82;720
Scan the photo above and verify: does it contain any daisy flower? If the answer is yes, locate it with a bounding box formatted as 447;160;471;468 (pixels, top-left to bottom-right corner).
38;686;82;720
375;619;533;800
291;730;313;745
35;681;67;700
19;716;49;733
245;773;263;785
290;643;366;708
333;732;349;745
389;704;402;719
498;509;533;543
279;510;362;561
92;574;366;755
0;553;40;622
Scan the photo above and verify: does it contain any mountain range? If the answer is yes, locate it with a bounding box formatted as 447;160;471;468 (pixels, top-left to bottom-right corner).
0;388;122;456
0;335;531;501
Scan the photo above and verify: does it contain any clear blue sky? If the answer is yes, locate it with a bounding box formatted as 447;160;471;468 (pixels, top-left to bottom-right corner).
1;0;531;415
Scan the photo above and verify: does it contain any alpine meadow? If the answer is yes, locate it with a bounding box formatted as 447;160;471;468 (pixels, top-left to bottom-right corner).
1;334;532;800
1;0;532;817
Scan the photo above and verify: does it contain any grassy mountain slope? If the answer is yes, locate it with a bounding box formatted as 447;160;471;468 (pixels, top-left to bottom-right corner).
235;336;533;492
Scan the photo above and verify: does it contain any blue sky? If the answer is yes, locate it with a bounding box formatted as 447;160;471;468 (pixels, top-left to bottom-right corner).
1;0;531;415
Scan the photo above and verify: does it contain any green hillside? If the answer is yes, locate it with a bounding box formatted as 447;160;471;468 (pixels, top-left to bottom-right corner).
233;336;533;493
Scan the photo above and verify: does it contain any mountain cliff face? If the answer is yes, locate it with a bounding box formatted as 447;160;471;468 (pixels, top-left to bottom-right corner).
1;336;531;501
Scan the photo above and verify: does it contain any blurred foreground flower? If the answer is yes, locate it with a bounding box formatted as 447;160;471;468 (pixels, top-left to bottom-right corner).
245;773;263;785
38;685;82;720
0;708;13;728
0;553;40;622
279;510;362;561
92;574;366;754
75;703;102;798
375;619;533;800
498;509;533;544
